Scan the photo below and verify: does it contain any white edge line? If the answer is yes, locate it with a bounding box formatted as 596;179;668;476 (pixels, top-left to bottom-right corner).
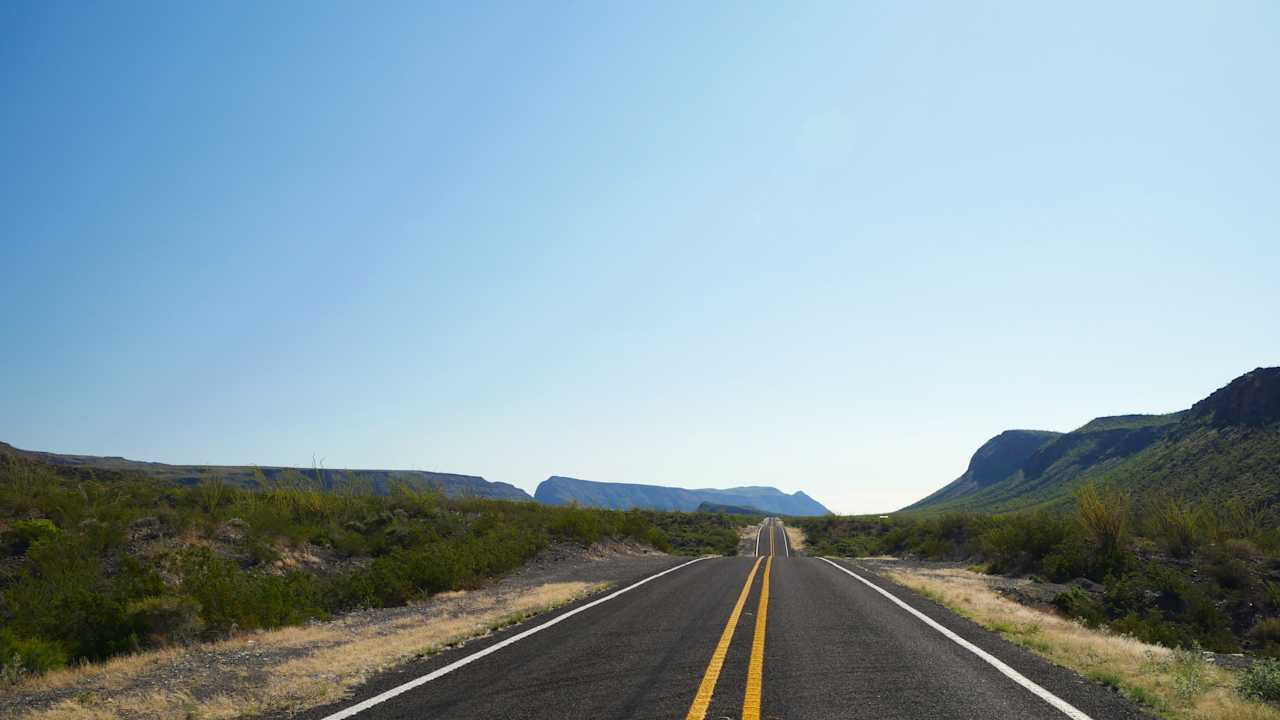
755;521;763;556
817;557;1093;720
780;520;789;558
319;556;709;720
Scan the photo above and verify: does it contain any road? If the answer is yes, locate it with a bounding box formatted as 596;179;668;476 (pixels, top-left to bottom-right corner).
296;518;1151;720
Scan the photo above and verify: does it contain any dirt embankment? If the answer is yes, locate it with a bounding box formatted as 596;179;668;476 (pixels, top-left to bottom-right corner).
784;525;806;554
737;522;763;556
3;541;677;720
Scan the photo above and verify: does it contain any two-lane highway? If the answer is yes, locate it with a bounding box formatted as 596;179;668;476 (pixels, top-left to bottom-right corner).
299;519;1152;720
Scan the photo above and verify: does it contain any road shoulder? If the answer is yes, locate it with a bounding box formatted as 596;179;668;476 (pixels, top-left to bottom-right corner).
821;556;1160;720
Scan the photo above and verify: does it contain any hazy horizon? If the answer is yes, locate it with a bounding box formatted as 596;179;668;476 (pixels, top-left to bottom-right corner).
4;2;1278;514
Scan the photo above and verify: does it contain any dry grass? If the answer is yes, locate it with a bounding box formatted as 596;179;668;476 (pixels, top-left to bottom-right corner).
784;526;806;552
880;564;1280;720
13;581;604;720
15;647;184;693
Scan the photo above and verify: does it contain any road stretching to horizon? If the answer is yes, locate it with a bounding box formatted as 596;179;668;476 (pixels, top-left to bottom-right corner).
291;518;1151;720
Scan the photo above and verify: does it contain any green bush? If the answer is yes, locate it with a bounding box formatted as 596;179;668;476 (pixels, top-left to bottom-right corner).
1201;544;1253;592
1151;498;1202;559
0;628;67;681
1248;618;1280;658
126;595;204;646
1053;587;1105;626
1239;659;1280;703
979;512;1070;574
173;548;324;635
1;518;60;555
1076;483;1129;565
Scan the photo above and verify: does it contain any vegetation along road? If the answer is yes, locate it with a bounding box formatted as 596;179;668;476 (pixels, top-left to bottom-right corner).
293;518;1152;720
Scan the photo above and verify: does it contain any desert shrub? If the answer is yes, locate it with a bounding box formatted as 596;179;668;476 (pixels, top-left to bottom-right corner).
1105;567;1237;651
1077;483;1129;559
1264;582;1280;612
979;512;1071;574
549;505;607;546
1053;587;1105;626
0;629;67;682
2;533;142;661
173;548;324;636
1151;498;1202;558
645;512;743;556
126;595;204;646
1201;543;1254;592
1;518;61;556
1239;659;1280;703
1166;648;1208;703
1040;535;1096;581
1248;618;1280;658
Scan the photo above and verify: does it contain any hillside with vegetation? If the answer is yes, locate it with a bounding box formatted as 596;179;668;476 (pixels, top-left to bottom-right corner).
0;442;532;501
0;447;749;682
796;485;1280;658
534;476;831;515
903;429;1061;510
904;367;1279;514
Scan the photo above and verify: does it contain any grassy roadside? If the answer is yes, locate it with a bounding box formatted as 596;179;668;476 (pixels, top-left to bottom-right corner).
13;580;606;720
0;448;744;683
793;486;1280;657
875;563;1280;720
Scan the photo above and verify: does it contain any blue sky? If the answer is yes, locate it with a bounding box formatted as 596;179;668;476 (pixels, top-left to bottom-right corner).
2;2;1277;513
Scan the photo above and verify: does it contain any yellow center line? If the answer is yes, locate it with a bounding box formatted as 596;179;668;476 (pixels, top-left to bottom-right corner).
769;520;775;556
684;557;763;720
742;555;772;720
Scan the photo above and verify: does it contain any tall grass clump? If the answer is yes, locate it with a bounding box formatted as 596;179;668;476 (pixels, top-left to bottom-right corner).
1239;659;1280;703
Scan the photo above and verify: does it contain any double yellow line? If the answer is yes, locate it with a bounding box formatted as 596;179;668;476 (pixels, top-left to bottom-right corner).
684;553;774;720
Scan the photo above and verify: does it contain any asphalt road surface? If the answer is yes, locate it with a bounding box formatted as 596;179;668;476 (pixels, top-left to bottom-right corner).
296;518;1151;720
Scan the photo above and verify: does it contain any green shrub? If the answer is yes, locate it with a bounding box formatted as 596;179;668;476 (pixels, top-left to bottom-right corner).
1053;587;1105;626
1239;659;1280;703
1152;498;1201;559
1201;544;1253;592
1264;582;1280;613
173;548;324;635
0;629;67;681
1166;647;1208;703
126;595;204;646
1;518;61;555
1077;483;1130;560
1248;618;1280;658
979;512;1070;574
550;506;606;546
1040;537;1094;581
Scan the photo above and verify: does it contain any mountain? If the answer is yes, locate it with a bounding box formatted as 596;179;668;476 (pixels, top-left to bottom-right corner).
534;476;831;515
903;367;1280;514
0;442;533;501
901;430;1061;511
695;501;766;516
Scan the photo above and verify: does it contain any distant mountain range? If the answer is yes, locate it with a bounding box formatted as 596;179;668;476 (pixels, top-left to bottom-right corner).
534;476;831;515
0;443;533;502
904;367;1280;514
0;443;835;515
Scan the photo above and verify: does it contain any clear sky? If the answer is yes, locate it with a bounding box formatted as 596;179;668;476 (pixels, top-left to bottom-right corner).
2;2;1277;514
